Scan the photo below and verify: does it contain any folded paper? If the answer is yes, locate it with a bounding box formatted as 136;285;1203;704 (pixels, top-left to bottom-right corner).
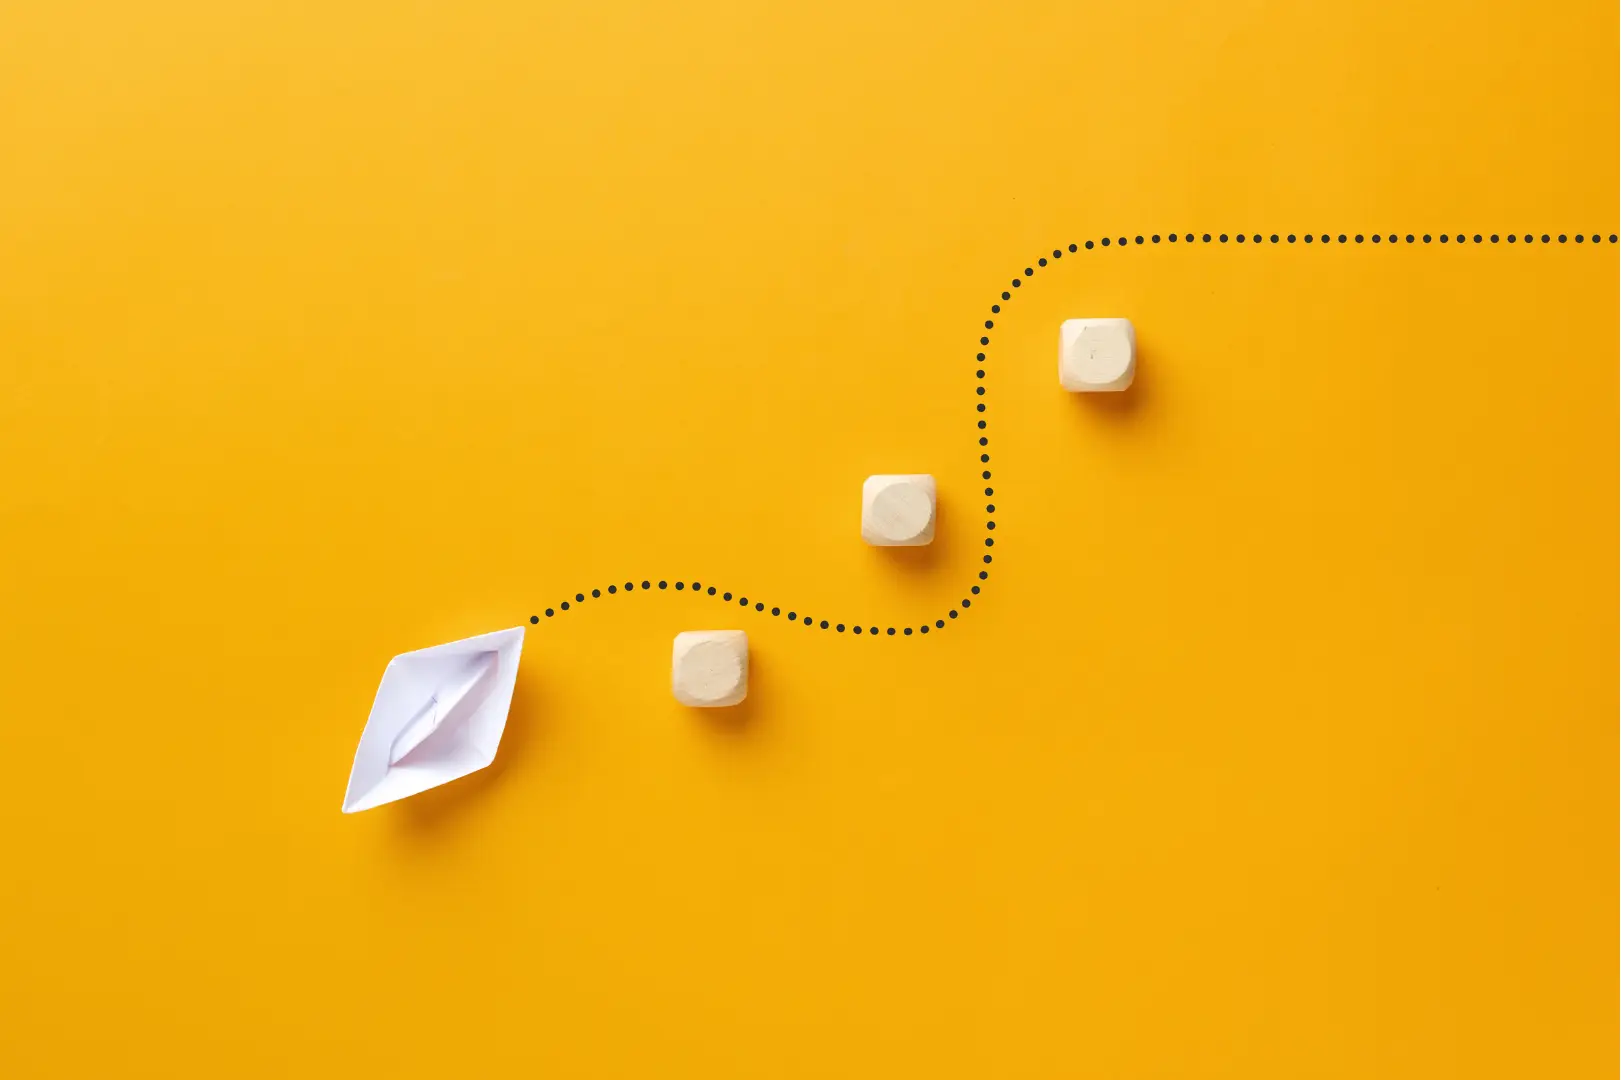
342;626;526;813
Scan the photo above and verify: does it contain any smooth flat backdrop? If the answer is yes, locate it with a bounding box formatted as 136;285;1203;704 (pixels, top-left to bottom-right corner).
0;2;1616;1076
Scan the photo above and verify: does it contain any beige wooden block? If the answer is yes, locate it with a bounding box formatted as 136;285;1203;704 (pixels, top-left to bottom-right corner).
861;474;936;546
1059;317;1136;391
671;630;748;707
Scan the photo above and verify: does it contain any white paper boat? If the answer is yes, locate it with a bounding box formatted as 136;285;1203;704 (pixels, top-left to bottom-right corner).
343;626;526;813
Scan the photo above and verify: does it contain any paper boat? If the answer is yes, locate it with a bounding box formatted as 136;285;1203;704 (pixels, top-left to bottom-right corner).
343;626;526;813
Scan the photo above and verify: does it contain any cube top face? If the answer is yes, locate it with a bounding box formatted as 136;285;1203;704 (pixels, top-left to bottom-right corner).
861;474;936;546
1060;317;1136;391
672;630;748;707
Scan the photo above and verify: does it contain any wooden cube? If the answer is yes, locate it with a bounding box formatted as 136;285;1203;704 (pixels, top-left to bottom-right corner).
671;630;748;707
1059;317;1136;391
861;474;936;546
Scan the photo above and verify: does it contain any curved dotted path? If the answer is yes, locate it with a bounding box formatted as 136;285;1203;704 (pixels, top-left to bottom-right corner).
529;229;1619;638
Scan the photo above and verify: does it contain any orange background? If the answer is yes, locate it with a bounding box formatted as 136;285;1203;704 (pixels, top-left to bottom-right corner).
0;1;1616;1076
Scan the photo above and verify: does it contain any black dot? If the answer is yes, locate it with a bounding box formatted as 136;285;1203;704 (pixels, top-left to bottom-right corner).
1084;240;1093;249
979;571;988;579
739;596;748;606
1288;234;1296;243
1576;234;1585;243
1024;267;1034;275
987;521;996;530
591;589;600;598
1456;234;1464;243
961;599;971;608
1270;234;1279;243
1354;234;1363;243
983;555;992;564
1491;235;1499;243
1134;236;1143;245
904;628;912;635
981;454;989;462
1101;238;1110;247
1508;234;1517;243
708;587;716;595
985;538;994;547
560;602;569;611
1152;234;1161;243
937;619;946;627
1338;234;1347;243
971;586;980;594
1001;292;1010;300
1423;235;1431;243
803;616;811;625
887;628;896;635
608;585;617;594
1039;257;1048;265
1542;234;1550;243
978;421;986;429
984;320;994;329
1321;234;1329;242
1388;234;1396;242
1440;234;1449;243
977;402;986;410
1236;234;1245;243
990;305;999;313
1558;234;1567;243
977;387;985;395
642;580;650;589
986;503;996;512
1054;249;1063;258
979;337;988;345
836;624;844;632
1118;237;1126;246
723;592;732;601
820;620;828;629
771;607;780;616
1608;235;1616;243
920;626;929;634
869;627;878;635
979;437;988;446
755;602;764;611
1068;243;1078;252
1473;234;1482;243
545;608;555;617
1253;234;1261;243
1524;234;1533;242
1202;233;1211;242
1185;233;1194;242
1012;279;1021;287
674;582;684;591
788;611;796;620
976;352;985;361
691;582;700;590
853;626;861;634
530;615;539;624
1220;234;1229;242
657;580;667;589
1406;235;1414;243
1372;234;1381;243
1305;234;1314;243
982;470;991;479
1169;233;1178;242
626;582;634;590
575;593;584;602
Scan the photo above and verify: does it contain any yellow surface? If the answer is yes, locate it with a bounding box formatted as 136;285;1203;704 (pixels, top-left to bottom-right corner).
0;1;1616;1076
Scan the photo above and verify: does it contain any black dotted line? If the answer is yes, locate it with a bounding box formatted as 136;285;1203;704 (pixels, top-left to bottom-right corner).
530;230;1617;635
1085;232;1617;247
